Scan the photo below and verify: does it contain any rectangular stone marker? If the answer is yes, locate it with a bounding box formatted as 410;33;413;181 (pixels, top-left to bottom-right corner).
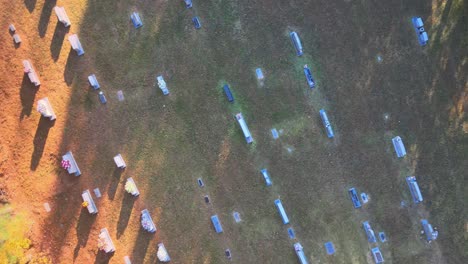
197;178;204;187
233;212;241;223
43;203;51;212
94;188;102;198
271;128;279;139
117;90;124;101
287;227;295;239
204;195;210;204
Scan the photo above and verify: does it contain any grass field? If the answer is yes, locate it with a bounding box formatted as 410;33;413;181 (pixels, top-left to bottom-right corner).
0;0;466;263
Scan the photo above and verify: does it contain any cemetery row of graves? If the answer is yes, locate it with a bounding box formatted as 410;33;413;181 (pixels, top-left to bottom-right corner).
13;0;436;263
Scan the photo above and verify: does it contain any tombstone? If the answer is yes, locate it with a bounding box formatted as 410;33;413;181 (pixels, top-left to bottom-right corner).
88;74;100;89
82;189;98;214
37;97;56;120
233;212;241;223
123;256;131;264
192;17;201;29
303;65;315;88
98;228;115;253
211;215;223;233
274;199;289;225
157;243;171;262
157;75;170;95
392;136;406;158
117;90;124;101
197;178;205;187
68;34;85;56
362;221;377;243
255;68;264;81
13;34;21;44
421;219;438;242
54;6;71;27
225;249;232;260
141;209;157;233
271;128;279;139
294;243;308;264
131;12;143;28
61;151;81;176
290;31;303;56
235;113;253;144
348;188;361;208
113;154;126;169
204;195;210;204
260;169;272;186
98;91;107;104
287;228;295;239
412;17;429;46
360;193;369;204
93;188;102;198
9;24;16;32
378;232;386;242
184;0;193;8
22;60;40;86
406;176;423;203
324;242;335;255
223;84;234;102
319;109;334;138
43;202;51;212
371;247;384;264
125;178;140;196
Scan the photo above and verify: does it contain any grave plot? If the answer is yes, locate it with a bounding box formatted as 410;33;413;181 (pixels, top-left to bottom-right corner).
290;31;303;56
157;243;171;262
235;113;253;144
274;199;289;225
141;209;157;233
319;109;334;138
68;34;84;56
113;154;126;169
324;241;335;255
61;151;81;176
211;215;223;233
348;188;361;208
411;17;428;46
406;176;423;203
88;74;100;89
37;98;56;120
293;243;308;264
98;228;115;253
54;6;71;27
157;75;170;95
260;169;272;186
303;65;315;89
22;60;40;86
421;219;438;242
125;178;140;196
392;136;406;158
82;189;98;214
131;12;143;28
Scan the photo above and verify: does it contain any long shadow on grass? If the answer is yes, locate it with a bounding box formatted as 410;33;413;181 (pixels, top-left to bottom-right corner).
116;193;136;239
73;209;97;260
64;49;78;85
130;228;153;264
107;168;123;200
24;0;36;13
30;117;55;170
19;74;38;120
51;22;69;61
38;0;57;37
